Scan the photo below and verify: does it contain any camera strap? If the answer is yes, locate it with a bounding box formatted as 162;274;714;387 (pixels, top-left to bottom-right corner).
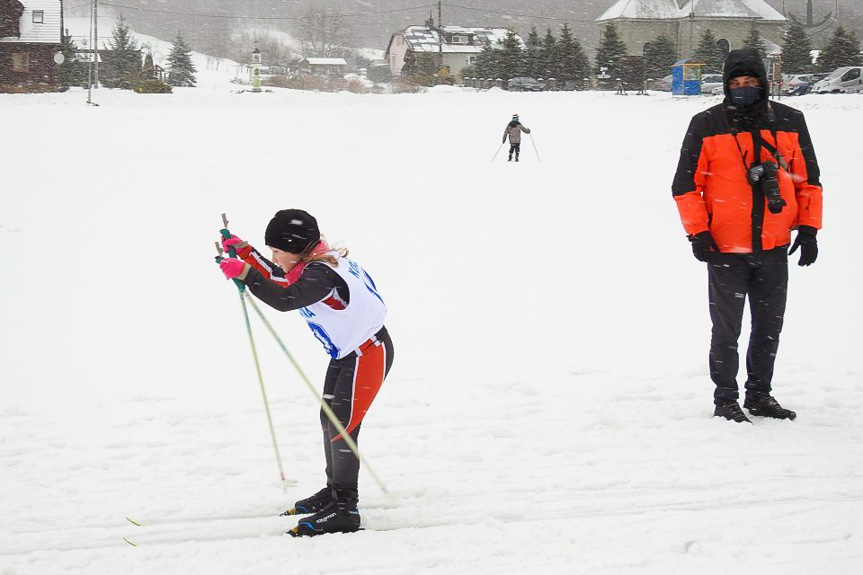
754;130;790;172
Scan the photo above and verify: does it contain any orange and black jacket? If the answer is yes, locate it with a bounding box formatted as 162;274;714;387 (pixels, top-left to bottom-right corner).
672;102;823;253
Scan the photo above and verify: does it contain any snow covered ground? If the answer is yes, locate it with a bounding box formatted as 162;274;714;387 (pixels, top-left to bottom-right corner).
2;66;862;574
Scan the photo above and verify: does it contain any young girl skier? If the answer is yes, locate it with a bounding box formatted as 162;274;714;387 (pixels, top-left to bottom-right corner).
218;208;394;537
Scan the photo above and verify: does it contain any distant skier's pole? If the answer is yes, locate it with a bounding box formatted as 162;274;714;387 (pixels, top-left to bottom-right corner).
490;142;504;163
529;133;541;162
243;294;390;495
217;214;289;489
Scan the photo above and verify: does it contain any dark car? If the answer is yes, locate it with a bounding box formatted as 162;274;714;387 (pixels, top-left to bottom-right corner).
507;77;541;92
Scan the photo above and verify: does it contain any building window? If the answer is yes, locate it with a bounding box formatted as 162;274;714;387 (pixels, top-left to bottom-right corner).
12;52;30;72
32;10;44;24
451;35;467;44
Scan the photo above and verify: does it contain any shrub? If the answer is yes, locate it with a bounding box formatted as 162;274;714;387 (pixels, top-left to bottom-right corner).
134;79;173;93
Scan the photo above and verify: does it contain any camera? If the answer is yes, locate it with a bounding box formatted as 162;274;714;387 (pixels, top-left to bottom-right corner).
747;161;786;214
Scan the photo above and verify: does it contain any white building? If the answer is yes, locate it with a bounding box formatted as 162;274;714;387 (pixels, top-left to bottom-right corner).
385;24;523;79
596;0;787;59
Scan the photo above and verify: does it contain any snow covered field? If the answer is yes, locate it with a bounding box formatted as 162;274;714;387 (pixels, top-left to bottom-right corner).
2;66;862;574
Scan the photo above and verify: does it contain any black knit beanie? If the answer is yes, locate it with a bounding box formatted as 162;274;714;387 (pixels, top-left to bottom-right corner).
264;209;320;254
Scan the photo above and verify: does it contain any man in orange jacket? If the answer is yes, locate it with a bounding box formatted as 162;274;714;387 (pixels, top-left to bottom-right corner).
672;48;823;423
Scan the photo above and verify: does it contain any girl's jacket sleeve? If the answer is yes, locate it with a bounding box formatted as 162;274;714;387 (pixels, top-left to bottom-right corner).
244;262;342;312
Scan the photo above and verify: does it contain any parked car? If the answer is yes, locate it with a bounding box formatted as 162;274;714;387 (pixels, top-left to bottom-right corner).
812;66;863;93
700;73;724;94
782;74;812;95
507;77;541;92
650;74;673;91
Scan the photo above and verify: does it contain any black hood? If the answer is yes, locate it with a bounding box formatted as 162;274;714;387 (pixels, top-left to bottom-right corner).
722;48;768;112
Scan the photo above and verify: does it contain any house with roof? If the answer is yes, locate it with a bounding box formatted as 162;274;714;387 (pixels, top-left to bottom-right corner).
385;23;522;79
0;0;63;92
596;0;786;59
297;57;347;78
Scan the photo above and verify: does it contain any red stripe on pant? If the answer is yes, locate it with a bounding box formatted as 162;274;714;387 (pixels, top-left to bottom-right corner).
331;338;386;442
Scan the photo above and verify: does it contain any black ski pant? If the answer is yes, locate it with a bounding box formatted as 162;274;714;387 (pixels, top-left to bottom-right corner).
707;248;788;404
320;326;393;506
508;142;521;159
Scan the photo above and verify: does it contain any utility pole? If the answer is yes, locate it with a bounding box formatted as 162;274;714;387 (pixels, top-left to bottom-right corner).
437;1;443;72
93;0;99;89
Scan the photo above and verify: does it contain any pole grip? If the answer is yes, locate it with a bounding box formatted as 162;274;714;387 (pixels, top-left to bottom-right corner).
218;215;244;291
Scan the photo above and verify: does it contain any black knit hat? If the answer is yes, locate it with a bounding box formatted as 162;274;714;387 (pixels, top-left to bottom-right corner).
264;209;320;254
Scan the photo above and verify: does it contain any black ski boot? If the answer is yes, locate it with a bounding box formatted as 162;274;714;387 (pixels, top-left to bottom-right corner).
744;392;797;420
288;501;361;537
507;155;512;162
281;486;334;516
714;400;751;423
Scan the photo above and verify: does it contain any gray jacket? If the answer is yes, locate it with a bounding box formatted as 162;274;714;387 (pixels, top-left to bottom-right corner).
503;122;530;144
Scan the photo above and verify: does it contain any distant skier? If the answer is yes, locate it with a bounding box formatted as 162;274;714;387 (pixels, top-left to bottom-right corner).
218;209;394;536
502;114;531;162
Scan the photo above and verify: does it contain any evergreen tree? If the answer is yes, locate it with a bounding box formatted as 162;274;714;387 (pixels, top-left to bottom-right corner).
742;26;766;60
643;35;677;80
497;28;523;80
782;22;813;73
107;15;142;88
693;29;726;73
473;43;500;79
401;51;437;85
167;32;197;87
520;26;542;78
143;52;154;78
595;23;628;80
538;27;557;79
816;26;863;72
58;32;86;89
555;23;590;83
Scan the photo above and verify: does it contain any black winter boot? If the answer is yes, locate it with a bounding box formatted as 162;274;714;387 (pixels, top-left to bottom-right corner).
281;486;334;516
714;400;751;423
288;501;361;537
744;392;797;420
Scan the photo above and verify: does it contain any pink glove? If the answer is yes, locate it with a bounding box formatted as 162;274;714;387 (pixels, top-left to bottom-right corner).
221;234;244;253
219;258;248;280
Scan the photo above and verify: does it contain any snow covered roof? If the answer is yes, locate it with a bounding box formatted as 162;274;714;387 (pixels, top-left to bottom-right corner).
302;58;347;66
396;25;523;54
597;0;682;21
677;0;785;21
597;0;786;22
0;0;61;44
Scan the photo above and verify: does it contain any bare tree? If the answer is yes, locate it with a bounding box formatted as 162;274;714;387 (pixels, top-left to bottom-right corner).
300;7;347;57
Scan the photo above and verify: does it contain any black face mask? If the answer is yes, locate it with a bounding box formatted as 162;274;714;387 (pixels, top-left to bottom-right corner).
729;85;763;109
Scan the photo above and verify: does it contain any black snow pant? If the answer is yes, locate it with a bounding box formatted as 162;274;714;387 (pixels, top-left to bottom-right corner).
508;143;521;160
707;248;788;404
320;326;394;506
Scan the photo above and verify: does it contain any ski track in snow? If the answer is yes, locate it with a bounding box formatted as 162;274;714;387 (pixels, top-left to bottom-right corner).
2;72;863;574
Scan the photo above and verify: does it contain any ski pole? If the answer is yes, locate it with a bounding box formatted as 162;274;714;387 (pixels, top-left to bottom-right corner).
490;142;504;163
242;293;390;495
529;133;541;162
217;214;290;489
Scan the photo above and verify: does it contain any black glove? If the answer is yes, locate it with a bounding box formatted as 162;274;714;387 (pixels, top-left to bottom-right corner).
689;231;718;262
789;225;818;266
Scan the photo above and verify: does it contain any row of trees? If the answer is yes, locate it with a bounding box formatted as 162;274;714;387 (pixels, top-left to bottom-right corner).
406;20;862;88
459;24;591;86
59;17;198;91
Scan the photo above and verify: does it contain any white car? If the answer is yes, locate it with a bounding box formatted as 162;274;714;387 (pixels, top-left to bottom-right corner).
813;66;863;93
700;74;724;94
782;74;812;95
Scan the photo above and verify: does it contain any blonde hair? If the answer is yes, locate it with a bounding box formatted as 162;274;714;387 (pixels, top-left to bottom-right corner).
301;235;348;267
